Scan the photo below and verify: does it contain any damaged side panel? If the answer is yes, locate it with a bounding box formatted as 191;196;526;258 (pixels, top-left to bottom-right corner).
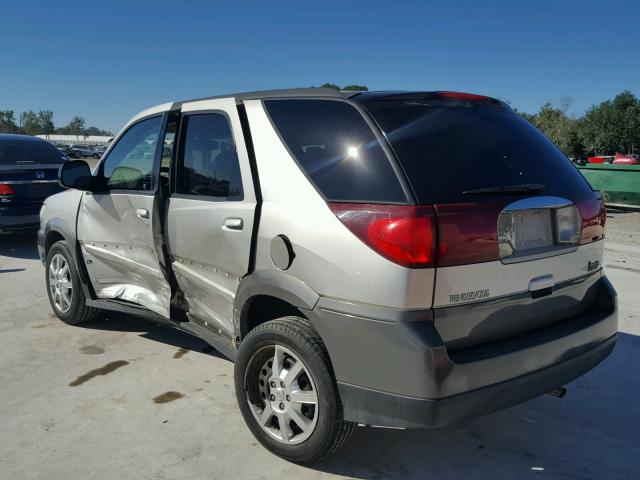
77;192;171;318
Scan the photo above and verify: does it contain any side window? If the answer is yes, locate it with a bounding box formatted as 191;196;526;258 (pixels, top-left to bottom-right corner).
264;99;407;203
177;113;243;199
102;116;162;191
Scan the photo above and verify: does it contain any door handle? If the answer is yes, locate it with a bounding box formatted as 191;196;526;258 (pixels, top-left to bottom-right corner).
223;217;243;231
529;274;554;291
136;208;150;219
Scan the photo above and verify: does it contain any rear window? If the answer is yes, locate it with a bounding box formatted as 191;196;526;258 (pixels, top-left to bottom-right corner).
0;140;66;165
264;99;407;203
362;101;593;204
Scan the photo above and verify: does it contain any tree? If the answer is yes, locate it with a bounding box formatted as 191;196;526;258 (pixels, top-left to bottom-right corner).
20;110;40;136
317;83;369;91
37;110;55;134
577;91;638;155
0;110;19;133
65;116;87;135
320;83;341;91
342;84;369;91
519;98;582;158
85;126;113;136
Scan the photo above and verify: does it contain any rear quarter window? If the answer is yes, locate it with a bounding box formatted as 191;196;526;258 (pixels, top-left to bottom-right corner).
362;101;593;204
264;99;407;203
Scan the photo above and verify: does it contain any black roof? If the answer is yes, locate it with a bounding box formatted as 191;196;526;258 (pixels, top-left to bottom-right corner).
0;134;47;142
175;87;350;107
174;88;506;109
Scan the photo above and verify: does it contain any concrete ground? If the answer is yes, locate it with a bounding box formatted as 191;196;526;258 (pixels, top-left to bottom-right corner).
1;213;639;480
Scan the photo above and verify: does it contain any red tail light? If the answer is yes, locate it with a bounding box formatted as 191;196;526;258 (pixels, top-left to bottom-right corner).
577;198;606;244
329;203;436;268
436;91;492;101
0;184;15;195
435;202;504;267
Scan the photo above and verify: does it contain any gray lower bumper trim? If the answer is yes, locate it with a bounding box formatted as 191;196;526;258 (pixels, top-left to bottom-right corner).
338;334;616;428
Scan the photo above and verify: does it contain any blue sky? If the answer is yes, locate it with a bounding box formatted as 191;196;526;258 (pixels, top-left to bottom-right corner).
1;0;638;133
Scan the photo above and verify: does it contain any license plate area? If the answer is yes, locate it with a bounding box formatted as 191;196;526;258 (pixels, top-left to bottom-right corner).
498;197;581;263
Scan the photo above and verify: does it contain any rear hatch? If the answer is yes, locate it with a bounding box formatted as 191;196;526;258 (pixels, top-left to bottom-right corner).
360;92;606;349
0;138;66;207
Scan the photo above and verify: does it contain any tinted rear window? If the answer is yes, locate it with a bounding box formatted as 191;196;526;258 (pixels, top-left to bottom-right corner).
362;101;593;204
0;139;66;165
264;99;407;203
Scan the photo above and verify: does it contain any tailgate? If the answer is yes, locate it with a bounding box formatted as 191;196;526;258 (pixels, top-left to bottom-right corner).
433;196;606;349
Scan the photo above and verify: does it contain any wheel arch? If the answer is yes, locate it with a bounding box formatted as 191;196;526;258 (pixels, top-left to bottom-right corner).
44;218;75;255
234;270;320;340
43;218;94;299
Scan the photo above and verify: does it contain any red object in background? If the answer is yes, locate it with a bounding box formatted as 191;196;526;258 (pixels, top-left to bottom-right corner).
587;156;607;163
612;152;640;165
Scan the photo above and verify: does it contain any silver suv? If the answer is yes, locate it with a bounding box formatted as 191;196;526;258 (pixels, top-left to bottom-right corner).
38;88;617;463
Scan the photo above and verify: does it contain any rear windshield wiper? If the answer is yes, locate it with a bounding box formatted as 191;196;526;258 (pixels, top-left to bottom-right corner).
463;183;546;195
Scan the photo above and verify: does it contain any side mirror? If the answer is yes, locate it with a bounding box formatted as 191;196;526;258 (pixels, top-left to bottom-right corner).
59;160;94;191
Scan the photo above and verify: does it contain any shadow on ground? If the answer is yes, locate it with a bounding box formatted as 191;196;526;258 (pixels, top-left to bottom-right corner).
0;233;39;260
71;309;639;479
307;332;639;480
81;313;229;361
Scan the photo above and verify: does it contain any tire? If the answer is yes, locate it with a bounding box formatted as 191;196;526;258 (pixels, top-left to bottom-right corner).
234;316;357;463
45;240;101;325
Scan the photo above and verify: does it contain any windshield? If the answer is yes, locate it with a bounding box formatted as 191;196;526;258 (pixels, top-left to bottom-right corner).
0;140;66;165
362;101;593;204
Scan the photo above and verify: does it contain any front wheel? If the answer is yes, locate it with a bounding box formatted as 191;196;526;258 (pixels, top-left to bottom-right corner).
234;317;357;463
46;240;101;325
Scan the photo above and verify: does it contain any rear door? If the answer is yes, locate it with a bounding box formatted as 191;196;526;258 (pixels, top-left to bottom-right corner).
167;98;256;337
77;115;172;317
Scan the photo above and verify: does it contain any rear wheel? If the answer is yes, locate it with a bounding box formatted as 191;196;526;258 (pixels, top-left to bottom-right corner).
46;240;101;325
234;317;357;463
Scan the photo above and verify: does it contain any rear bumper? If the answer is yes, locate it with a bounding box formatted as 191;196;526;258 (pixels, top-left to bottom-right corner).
308;274;617;428
338;333;615;428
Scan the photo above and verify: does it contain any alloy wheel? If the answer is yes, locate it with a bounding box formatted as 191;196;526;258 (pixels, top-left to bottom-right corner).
246;344;319;445
48;253;73;313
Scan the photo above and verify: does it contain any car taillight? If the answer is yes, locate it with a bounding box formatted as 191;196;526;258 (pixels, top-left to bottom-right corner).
435;202;504;267
329;203;436;268
436;91;492;101
577;198;606;244
0;184;15;195
555;205;582;245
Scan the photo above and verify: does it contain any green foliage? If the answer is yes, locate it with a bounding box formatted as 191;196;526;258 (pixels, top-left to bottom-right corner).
318;83;369;91
342;85;369;91
58;115;87;135
320;83;341;91
0;110;18;133
577;91;640;155
37;110;55;134
519;92;639;157
20;110;40;136
0;110;111;136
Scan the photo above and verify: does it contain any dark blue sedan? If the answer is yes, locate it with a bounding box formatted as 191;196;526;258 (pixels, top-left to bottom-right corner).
0;134;67;233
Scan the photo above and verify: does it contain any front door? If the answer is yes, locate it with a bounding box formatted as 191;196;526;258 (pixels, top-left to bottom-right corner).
167;98;257;337
77;115;171;317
